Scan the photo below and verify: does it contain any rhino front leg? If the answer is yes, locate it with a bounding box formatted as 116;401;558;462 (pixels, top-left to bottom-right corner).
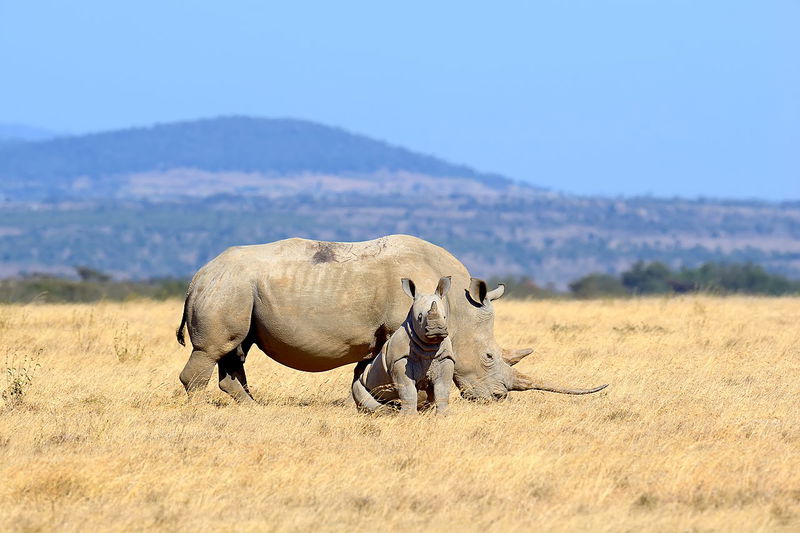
390;359;418;415
432;359;455;415
218;346;255;404
397;384;418;415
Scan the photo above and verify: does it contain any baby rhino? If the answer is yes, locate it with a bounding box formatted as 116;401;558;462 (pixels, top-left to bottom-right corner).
352;276;455;415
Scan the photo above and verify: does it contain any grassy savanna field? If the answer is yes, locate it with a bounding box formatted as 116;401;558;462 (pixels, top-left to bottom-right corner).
1;297;798;531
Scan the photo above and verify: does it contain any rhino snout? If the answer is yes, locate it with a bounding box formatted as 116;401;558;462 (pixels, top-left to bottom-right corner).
424;319;448;341
457;380;509;402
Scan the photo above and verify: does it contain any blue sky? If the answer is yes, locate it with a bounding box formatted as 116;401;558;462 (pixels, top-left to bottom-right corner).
1;1;797;200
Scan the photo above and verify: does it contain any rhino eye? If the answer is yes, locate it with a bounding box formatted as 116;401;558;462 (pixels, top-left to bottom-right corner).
418;313;423;322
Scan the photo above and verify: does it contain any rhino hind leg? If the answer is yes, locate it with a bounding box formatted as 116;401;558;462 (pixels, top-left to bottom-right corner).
351;361;382;413
218;341;255;404
179;349;218;399
179;273;255;400
179;329;252;402
351;380;383;413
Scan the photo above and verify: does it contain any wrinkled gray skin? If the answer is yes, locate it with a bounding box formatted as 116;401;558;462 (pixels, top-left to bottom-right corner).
176;235;607;403
352;276;455;415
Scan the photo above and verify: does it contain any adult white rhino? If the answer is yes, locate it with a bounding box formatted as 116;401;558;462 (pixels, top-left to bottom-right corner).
176;235;607;403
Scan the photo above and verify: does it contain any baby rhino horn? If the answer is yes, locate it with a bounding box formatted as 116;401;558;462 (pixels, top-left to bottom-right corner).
429;301;440;318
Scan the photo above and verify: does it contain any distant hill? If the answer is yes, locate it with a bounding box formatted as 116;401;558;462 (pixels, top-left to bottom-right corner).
0;116;512;200
0;116;798;286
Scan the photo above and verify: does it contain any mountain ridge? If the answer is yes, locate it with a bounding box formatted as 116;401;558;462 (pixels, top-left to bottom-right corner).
0;116;516;200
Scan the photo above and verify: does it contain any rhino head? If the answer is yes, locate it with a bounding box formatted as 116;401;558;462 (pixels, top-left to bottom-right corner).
450;278;608;402
401;276;451;342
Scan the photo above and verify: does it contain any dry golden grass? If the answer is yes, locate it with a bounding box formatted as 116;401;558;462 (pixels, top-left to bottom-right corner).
1;297;798;532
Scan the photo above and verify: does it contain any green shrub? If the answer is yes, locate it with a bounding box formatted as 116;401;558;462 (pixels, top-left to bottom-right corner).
569;274;627;298
3;351;41;408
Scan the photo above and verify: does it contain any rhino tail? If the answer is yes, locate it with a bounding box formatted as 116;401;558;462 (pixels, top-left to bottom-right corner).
176;292;190;346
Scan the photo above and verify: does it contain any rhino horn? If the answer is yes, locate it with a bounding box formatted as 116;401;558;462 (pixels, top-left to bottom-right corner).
501;347;533;366
510;369;608;394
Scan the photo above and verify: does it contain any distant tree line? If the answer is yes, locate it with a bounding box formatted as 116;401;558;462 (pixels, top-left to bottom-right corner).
492;261;800;299
0;267;186;303
568;261;800;298
486;276;561;300
0;262;798;304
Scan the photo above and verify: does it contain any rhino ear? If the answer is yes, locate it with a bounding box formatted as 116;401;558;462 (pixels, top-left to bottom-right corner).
487;284;505;301
467;278;488;307
435;276;452;298
401;278;416;299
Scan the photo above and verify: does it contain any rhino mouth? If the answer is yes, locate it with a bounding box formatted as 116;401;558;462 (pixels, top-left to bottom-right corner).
423;325;448;341
424;304;447;341
456;380;507;402
459;389;503;403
